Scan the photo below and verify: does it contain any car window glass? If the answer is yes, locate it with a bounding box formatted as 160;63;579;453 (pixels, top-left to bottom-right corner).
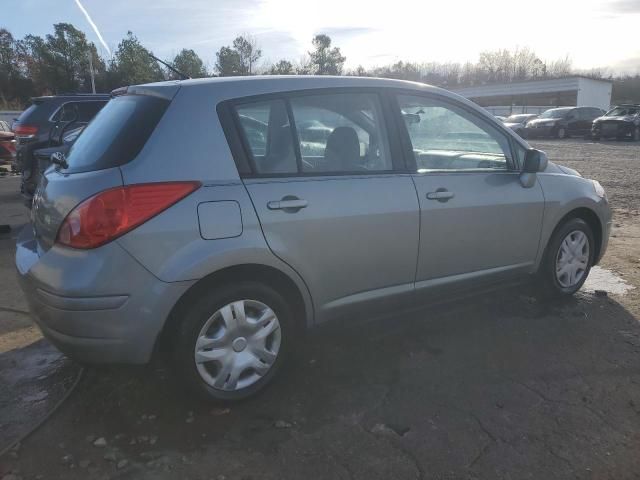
397;94;510;172
77;101;107;122
65;94;169;173
234;99;297;175
289;93;392;173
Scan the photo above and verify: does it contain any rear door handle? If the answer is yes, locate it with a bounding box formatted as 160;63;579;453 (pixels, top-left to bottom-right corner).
426;190;455;201
267;198;308;211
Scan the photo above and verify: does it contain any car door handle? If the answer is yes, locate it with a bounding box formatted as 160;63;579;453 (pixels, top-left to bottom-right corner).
426;190;455;201
267;198;308;211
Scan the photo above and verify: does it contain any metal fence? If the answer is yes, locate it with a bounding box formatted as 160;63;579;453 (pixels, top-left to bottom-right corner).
0;111;21;125
484;106;554;116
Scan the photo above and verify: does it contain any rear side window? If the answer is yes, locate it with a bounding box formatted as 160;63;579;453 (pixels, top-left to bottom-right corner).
234;100;297;174
52;101;107;123
64;95;169;173
290;93;392;173
230;92;392;176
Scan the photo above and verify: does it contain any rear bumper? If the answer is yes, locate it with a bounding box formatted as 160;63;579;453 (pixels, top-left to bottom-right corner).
16;225;193;364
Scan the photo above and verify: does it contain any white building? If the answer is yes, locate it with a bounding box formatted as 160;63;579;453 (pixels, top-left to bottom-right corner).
452;76;613;116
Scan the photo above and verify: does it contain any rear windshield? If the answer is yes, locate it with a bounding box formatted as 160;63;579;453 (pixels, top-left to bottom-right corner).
15;103;40;123
64;94;169;173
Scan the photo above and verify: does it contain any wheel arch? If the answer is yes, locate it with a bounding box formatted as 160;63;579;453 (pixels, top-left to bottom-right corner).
154;263;312;357
546;207;603;265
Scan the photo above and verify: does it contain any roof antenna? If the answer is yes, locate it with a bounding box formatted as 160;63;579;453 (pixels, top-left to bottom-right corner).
148;53;191;80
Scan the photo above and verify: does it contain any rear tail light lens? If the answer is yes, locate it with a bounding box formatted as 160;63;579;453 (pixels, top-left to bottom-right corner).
56;182;201;249
13;124;38;138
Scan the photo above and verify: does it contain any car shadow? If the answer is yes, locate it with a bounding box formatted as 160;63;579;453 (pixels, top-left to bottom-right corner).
4;289;640;479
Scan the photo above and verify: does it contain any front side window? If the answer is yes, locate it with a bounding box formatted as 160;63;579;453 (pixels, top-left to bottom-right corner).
397;94;511;172
289;93;392;173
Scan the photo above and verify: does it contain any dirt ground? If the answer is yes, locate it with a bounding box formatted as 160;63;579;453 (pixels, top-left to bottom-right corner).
1;139;639;480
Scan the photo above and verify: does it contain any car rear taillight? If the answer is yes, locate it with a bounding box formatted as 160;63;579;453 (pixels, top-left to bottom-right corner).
13;125;38;138
56;182;201;249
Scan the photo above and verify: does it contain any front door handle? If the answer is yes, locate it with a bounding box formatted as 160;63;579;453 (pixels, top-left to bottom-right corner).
267;198;308;211
426;190;455;202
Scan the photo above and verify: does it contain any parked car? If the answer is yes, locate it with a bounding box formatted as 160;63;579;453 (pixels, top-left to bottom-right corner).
12;94;109;204
495;115;507;122
591;105;640;141
16;77;611;401
0;120;16;166
525;106;605;139
503;114;538;137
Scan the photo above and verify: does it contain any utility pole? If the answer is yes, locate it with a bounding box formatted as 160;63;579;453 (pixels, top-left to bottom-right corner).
88;51;96;94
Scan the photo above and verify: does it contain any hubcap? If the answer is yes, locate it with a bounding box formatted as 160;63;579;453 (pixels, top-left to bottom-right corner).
194;299;281;391
555;230;589;288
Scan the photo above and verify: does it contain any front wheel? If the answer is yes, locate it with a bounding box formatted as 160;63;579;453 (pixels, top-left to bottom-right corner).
535;218;594;298
173;281;293;402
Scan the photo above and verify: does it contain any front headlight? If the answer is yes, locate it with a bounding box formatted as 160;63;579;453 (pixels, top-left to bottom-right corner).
592;180;606;199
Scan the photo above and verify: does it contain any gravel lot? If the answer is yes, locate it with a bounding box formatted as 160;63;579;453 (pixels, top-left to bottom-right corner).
1;139;639;480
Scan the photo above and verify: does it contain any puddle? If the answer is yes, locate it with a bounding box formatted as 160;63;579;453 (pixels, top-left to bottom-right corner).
583;266;634;295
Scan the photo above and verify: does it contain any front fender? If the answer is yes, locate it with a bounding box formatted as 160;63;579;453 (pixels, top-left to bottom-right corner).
535;173;612;268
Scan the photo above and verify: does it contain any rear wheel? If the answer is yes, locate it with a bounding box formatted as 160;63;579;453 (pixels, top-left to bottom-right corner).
174;281;293;401
535;218;594;298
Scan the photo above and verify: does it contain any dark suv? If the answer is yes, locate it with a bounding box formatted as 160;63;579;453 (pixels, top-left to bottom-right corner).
591;105;640;141
524;107;605;139
13;94;110;203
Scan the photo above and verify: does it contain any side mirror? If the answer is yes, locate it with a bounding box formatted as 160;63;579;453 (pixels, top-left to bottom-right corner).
520;149;548;188
523;149;548;173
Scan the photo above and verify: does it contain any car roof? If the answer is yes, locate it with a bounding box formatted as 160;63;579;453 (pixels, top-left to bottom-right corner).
31;94;111;103
130;75;462;104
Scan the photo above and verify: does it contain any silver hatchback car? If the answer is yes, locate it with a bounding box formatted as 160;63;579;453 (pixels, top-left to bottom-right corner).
16;77;611;401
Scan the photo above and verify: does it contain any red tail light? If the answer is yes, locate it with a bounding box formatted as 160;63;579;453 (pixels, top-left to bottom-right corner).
13;124;38;138
56;182;201;249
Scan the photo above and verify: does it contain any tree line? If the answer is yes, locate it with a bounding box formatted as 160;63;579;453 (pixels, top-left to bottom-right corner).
1;23;638;109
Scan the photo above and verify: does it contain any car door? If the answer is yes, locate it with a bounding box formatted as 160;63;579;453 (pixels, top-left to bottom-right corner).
566;108;583;136
393;93;545;299
230;92;420;323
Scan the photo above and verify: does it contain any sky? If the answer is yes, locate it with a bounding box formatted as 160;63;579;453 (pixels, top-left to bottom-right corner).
5;0;640;74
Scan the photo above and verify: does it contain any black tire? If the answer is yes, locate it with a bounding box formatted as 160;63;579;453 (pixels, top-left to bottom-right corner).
535;218;595;298
634;127;640;142
173;281;294;402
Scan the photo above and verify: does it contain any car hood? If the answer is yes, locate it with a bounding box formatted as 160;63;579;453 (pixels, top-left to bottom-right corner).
528;118;559;125
594;115;637;123
504;122;524;128
544;161;582;177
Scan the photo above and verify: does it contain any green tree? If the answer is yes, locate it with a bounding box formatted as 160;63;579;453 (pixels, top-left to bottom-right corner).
0;29;20;105
233;36;261;75
111;31;165;86
18;23;103;94
171;48;207;79
269;59;294;75
309;34;346;75
215;46;243;76
215;35;262;76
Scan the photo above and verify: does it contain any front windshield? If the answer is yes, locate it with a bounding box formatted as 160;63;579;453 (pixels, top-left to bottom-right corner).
505;115;533;123
606;107;639;117
539;109;570;119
